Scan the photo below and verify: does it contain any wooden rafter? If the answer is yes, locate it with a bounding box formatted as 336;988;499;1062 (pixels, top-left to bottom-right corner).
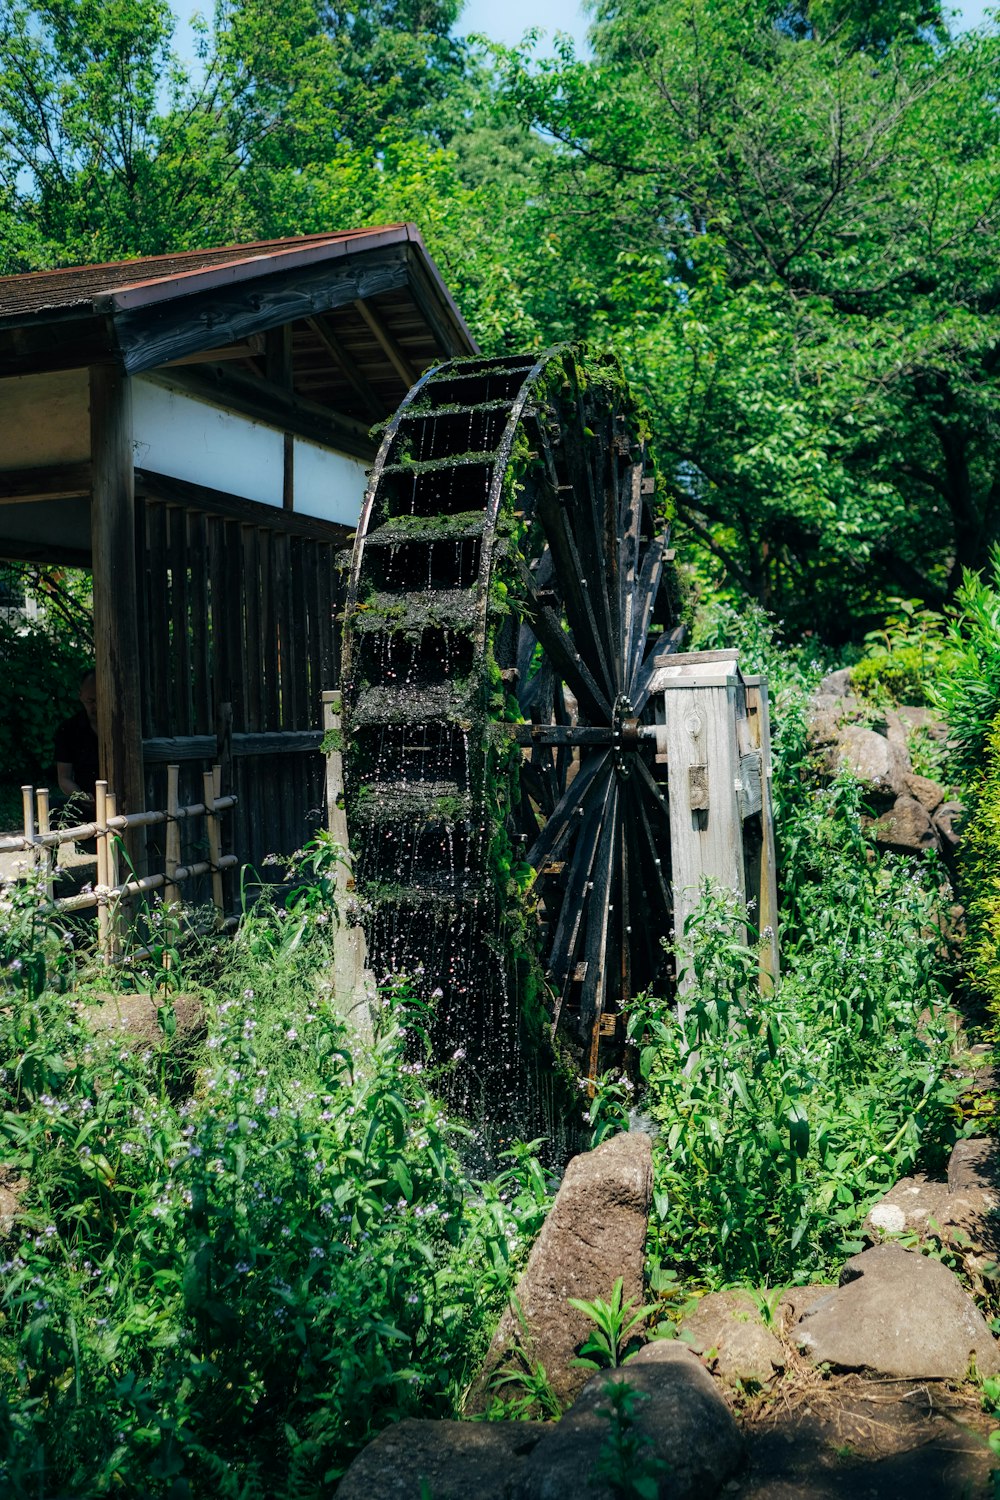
306;314;384;420
352;299;418;388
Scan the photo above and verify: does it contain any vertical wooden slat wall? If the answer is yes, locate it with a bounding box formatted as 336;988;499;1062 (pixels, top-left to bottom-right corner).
138;494;338;907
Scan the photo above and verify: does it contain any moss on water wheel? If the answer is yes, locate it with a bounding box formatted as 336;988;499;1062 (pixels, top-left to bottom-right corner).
341;346;680;1098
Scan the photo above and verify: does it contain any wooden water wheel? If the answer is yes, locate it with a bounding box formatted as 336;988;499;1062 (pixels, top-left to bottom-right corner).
341;346;681;1078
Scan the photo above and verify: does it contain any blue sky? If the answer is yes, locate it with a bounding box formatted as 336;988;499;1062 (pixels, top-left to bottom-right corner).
167;0;994;71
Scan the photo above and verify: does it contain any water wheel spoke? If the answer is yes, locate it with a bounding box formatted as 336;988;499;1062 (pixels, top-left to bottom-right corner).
535;487;617;703
630;768;673;932
576;777;620;1037
624;535;667;696
513;554;612;722
512;724;615;747
569;386;620;686
632;623;687;713
520;760;557;823
548;768;615;1026
525;749;611;874
619;461;643;675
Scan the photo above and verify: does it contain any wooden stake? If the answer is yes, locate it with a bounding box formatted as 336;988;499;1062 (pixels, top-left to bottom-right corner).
95;780;110;961
20;785;35;871
203;768;224;924
106;791;122;961
322;690;352;897
164;764;181;911
36;787;54;903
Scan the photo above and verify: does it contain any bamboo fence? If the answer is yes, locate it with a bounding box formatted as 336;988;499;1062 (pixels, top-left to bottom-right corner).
0;766;237;959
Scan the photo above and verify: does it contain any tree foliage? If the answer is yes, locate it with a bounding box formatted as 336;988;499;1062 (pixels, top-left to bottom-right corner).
2;0;1000;636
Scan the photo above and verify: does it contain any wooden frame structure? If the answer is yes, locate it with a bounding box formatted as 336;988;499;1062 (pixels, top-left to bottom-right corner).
0;225;478;893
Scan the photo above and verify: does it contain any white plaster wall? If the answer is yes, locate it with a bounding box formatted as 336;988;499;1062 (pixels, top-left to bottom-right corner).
0;369;90;468
132;378;368;526
292;437;368;527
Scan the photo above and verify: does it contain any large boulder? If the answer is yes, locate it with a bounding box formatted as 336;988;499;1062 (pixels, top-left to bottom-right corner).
795;1243;1000;1379
934;800;965;848
868;795;940;854
677;1290;784;1384
826;725;910;798
902;772;946;814
336;1419;545;1500
512;1343;743;1500
949;1137;1000;1195
78;991;204;1049
471;1132;652;1410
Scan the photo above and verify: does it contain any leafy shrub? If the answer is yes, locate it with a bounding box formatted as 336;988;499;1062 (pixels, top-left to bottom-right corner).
931;550;1000;784
0;888;549;1497
959;709;1000;1013
633;778;962;1288
853;597;955;707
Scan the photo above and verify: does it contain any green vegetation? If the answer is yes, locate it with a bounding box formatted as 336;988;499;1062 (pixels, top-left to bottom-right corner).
0;865;552;1496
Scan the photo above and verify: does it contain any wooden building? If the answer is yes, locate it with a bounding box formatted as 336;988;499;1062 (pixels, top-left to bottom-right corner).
0;224;478;880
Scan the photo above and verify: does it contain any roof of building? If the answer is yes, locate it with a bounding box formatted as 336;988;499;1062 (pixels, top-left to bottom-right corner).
0;226;411;318
0;223;477;389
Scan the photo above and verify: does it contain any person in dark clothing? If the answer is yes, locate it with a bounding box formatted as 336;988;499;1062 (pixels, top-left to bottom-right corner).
54;669;99;815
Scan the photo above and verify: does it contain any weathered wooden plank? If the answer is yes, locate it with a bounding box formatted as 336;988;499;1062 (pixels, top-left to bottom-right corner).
188;510;213;733
89;367;145;853
112;250;411;375
352;297;417;387
134;469;353;544
167;505;192;735
745;675;780;987
0;462;91;503
144;501;169;736
241;525;262;734
259;528;280;732
289;536;309;727
143;731;322;762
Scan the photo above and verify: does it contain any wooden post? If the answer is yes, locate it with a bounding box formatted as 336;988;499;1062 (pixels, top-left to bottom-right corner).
95;779;111;961
744;676;780;987
21;785;35;873
164;764;181;910
36;787;54;903
203;767;224;924
105;790;122;961
89;365;146;872
322;690;352;897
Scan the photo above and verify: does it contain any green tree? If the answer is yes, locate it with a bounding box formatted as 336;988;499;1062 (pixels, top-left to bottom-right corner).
497;1;1000;635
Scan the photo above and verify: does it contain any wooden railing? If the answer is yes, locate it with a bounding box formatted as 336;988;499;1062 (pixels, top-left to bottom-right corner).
1;766;237;958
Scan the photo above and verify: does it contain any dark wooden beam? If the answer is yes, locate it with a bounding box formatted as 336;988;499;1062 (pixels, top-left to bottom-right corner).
90;366;146;856
352;299;418;388
266;328;295;510
146;364;377;462
134;468;354;546
0;462;91;503
0;315;107;378
306;314;384;420
0;537;92;567
108;248;411;375
143;729;323;763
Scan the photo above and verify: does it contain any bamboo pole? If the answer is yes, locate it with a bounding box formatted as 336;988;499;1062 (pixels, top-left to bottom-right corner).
20;785;35;873
36;787;54;903
95;780;110;961
0;795;238;854
106;790;122;961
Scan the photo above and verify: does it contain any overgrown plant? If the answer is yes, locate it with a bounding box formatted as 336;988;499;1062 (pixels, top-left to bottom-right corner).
633;792;962;1287
0;880;546;1497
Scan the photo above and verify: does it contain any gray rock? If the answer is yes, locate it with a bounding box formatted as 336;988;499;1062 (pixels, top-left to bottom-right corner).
827;725;910;797
472;1132;653;1410
79;992;204;1049
949;1137;1000;1195
677;1290;785;1383
897;704;951;743
0;1172;27;1239
819;668;853;698
777;1285;836;1328
336;1418;546;1499
513;1344;743;1499
795;1243;1000;1378
869;795;940;854
933;801;965;847
864;1174;995;1243
902;772;946;813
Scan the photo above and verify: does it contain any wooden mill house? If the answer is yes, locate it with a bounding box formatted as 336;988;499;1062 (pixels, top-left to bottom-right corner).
0;224;477;890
